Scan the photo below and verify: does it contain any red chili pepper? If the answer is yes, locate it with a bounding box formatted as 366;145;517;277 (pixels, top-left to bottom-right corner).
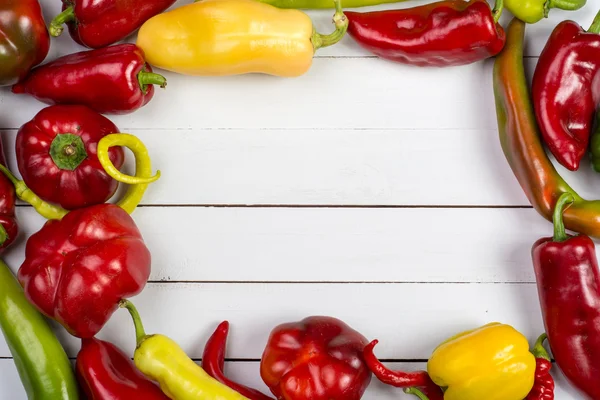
531;192;600;399
15;105;125;210
203;321;274;400
0;141;18;253
0;0;49;86
260;316;372;400
532;10;600;171
76;337;169;399
525;334;555;400
13;44;166;115
345;0;505;67
48;0;177;49
363;340;443;400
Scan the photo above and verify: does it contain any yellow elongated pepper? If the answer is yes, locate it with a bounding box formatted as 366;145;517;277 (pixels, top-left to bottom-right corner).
136;0;347;77
427;323;536;400
121;300;249;400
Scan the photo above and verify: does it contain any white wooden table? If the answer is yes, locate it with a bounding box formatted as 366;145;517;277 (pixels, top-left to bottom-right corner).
0;0;596;398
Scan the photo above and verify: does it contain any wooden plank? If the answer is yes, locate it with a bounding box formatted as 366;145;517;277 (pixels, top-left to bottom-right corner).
0;359;583;399
2;206;560;283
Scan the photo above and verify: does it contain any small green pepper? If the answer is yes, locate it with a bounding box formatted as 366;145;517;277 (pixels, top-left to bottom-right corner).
505;0;586;24
0;258;79;399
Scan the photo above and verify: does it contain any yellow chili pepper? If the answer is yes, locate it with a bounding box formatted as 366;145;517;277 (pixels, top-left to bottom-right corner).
427;322;536;400
136;0;348;77
120;300;250;400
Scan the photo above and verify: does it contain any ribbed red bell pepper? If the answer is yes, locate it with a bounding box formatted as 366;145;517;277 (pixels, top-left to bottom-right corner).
0;0;49;86
532;10;600;171
13;44;166;115
0;141;18;253
532;193;600;399
77;338;169;399
260;316;372;400
345;0;505;67
49;0;177;49
16;105;124;210
19;203;151;338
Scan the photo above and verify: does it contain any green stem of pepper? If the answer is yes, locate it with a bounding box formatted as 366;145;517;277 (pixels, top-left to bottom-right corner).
404;388;430;400
0;225;8;246
120;300;149;348
546;0;587;14
0;164;68;220
138;71;168;95
553;192;575;242
492;0;504;23
531;333;551;361
49;6;75;37
588;9;600;33
311;0;348;51
96;133;160;215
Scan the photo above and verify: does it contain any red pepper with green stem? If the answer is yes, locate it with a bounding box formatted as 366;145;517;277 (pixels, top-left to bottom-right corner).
0;140;18;253
15;105;125;210
76;337;169;399
0;134;160;338
362;340;443;400
345;0;505;67
49;0;177;49
526;334;554;400
532;9;600;171
203;321;274;400
13;44;166;115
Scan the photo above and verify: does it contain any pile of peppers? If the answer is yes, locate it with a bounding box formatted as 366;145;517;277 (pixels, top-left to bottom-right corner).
0;0;594;398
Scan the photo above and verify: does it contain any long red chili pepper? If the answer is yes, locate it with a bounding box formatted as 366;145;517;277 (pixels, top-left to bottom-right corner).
525;334;554;400
203;321;274;400
363;340;443;400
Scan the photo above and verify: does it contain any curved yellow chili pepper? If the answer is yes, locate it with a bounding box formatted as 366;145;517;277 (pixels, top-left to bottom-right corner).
120;300;250;400
427;322;536;400
136;0;348;77
97;133;161;215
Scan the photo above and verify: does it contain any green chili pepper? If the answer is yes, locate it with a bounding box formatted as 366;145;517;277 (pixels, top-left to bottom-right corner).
0;258;79;399
505;0;586;24
255;0;406;9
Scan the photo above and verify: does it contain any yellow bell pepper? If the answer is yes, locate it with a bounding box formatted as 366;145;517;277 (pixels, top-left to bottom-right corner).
136;0;347;78
120;300;249;400
427;322;536;400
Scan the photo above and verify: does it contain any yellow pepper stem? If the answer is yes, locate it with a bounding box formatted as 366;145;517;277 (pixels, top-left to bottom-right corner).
404;388;429;400
0;164;68;220
311;0;348;51
97;134;160;215
120;300;149;347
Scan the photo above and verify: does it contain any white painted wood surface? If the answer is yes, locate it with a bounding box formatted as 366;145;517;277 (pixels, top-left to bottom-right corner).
0;0;596;398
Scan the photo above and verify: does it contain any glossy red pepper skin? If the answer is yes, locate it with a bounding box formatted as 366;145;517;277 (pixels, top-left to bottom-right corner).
526;359;554;400
16;105;124;210
203;321;274;400
532;12;600;171
532;193;600;399
77;337;168;399
52;0;177;49
260;316;371;400
13;44;166;115
0;141;18;253
18;203;151;338
345;0;505;67
0;0;49;86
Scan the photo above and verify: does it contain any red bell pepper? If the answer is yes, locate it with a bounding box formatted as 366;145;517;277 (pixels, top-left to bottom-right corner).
49;0;177;49
260;316;372;400
345;0;505;67
0;0;49;86
531;192;600;399
77;337;169;399
13;44;166;115
0;133;160;338
203;321;274;400
525;334;555;400
532;10;600;171
0;141;18;253
362;340;443;400
16;105;125;210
